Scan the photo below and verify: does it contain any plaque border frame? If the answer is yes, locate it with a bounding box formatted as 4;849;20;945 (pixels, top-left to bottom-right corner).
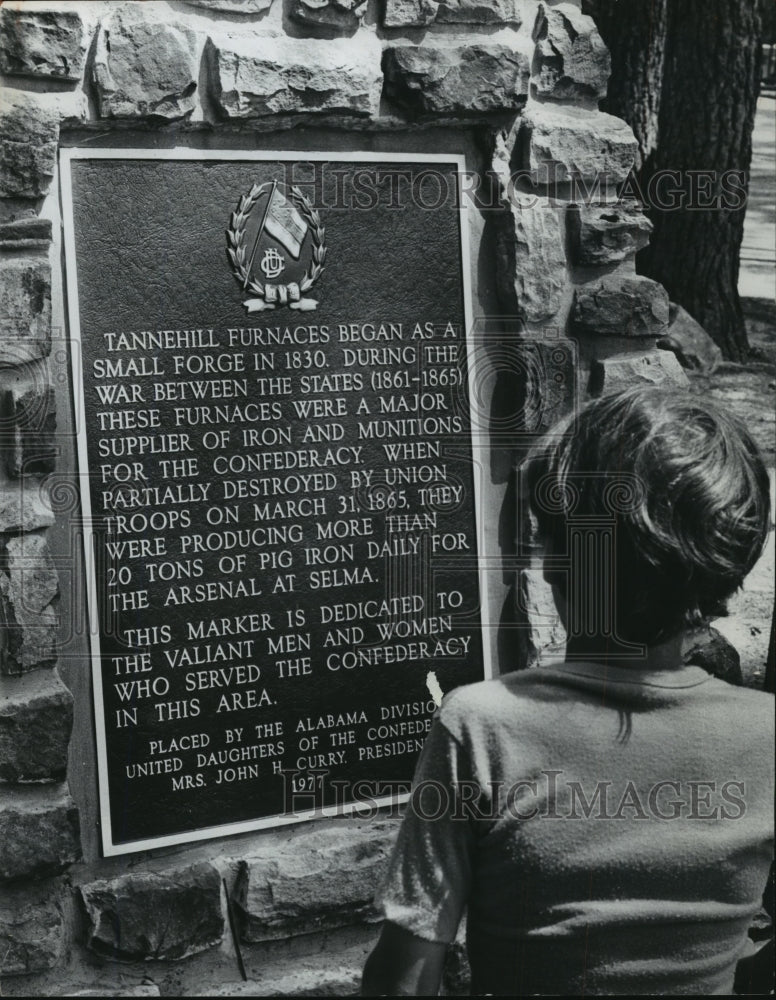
59;147;491;857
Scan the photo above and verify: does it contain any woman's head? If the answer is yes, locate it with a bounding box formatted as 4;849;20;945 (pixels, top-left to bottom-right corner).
524;386;771;644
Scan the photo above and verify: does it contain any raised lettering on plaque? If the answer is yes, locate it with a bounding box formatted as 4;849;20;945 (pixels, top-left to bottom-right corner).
61;150;490;855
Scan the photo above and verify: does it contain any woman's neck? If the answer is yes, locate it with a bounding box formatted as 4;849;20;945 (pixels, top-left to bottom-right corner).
564;631;685;671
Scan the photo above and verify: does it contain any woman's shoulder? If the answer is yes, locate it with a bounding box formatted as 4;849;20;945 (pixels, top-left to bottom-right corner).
703;676;775;733
437;671;542;741
441;672;520;709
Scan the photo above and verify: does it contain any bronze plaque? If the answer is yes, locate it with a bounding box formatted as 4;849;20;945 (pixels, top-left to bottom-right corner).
61;150;489;855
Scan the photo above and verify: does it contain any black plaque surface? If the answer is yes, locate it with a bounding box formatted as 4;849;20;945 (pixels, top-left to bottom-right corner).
61;150;488;854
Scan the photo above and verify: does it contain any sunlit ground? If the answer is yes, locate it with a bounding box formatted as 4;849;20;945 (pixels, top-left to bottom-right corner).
715;92;776;684
739;94;775;300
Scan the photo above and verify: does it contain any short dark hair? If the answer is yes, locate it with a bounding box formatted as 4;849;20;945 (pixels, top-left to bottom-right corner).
524;386;771;644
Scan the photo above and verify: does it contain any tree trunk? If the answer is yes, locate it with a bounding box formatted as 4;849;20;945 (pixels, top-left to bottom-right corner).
586;0;763;361
637;0;763;361
584;0;668;172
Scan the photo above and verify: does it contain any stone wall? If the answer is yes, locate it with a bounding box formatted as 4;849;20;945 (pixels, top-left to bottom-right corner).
0;0;683;994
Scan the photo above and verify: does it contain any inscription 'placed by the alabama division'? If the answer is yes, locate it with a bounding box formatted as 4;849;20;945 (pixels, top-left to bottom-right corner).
61;151;488;855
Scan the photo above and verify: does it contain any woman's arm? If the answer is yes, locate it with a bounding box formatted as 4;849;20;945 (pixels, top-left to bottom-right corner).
362;704;476;995
361;921;447;996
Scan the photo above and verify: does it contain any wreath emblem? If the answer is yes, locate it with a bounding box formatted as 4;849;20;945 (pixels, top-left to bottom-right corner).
226;182;326;312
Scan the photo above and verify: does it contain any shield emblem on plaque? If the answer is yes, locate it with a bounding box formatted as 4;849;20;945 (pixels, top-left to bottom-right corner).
226;180;326;313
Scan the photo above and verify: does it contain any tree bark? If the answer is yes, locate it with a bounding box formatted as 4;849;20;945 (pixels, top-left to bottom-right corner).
637;0;763;361
584;0;668;172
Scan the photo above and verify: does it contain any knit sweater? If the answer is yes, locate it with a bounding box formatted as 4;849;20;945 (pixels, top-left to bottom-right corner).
375;662;774;995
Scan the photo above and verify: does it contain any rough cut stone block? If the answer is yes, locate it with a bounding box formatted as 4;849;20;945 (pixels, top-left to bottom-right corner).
206;33;382;119
0;217;53;251
0;92;59;198
443;938;472;996
521;105;637;186
495;185;568;323
572;275;670;338
0;879;66;974
473;336;575;447
199;969;360;996
515;568;566;666
291;0;368;31
0;256;52;364
657;302;723;373
4;381;58;476
384;0;522;27
683;625;742;686
93;7;199;120
184;0;272;10
1;532;59;675
0;669;72;782
0;785;79;881
523;339;576;433
0;483;55;533
80;862;224;961
236;821;396;940
567;201;652;266
65;989;160;998
590;350;689;395
0;8;86;81
532;1;609;102
384;43;530;115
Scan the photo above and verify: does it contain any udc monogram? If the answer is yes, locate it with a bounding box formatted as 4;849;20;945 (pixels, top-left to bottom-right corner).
226;180;327;313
